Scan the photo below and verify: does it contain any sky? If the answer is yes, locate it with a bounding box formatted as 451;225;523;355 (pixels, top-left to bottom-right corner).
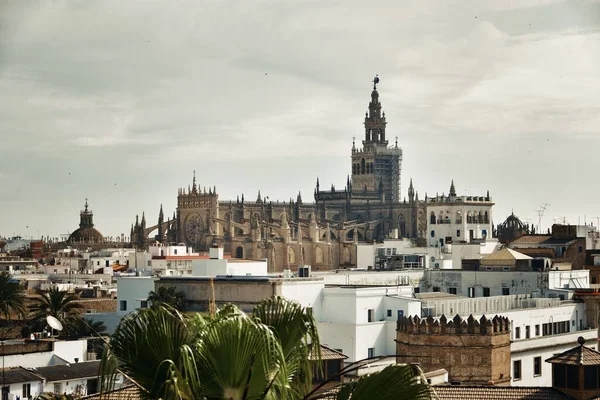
1;0;599;239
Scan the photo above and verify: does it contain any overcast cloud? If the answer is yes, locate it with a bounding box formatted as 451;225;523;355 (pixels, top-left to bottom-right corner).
1;0;599;238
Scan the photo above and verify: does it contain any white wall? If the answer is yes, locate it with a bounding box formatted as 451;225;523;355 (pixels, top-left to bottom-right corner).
280;280;325;320
511;329;598;387
3;380;44;400
116;276;157;312
2;352;54;368
53;339;88;363
191;259;267;277
43;378;91;397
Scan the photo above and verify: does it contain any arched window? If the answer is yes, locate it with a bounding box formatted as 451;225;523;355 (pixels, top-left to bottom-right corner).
456;211;462;224
361;158;366;174
484;211;489;224
478;211;483;224
430;212;436;225
467;211;472;224
316;247;324;264
235;246;243;258
438;211;444;223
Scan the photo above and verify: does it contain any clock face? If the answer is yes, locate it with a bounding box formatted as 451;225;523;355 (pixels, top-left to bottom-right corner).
185;213;204;243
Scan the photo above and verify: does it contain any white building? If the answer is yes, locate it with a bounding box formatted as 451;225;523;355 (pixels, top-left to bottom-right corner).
426;188;494;247
88;248;135;274
357;238;499;270
192;245;267;277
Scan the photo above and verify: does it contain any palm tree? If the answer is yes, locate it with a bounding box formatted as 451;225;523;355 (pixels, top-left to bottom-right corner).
0;271;26;319
146;285;185;310
68;317;108;337
100;296;432;400
29;287;84;332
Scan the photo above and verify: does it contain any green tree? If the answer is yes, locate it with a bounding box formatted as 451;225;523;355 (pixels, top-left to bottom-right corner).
29;287;84;332
0;271;26;319
100;296;432;400
68;317;108;337
146;285;185;310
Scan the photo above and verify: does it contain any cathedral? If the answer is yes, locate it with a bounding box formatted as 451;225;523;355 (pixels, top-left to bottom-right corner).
131;77;428;271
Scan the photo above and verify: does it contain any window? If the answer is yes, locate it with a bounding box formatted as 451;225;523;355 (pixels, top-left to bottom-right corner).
140;300;148;309
433;287;441;292
367;309;375;322
2;386;8;400
502;287;510;295
503;266;510;271
534;356;542;376
579;246;583;253
54;383;62;394
448;287;457;295
535;325;540;336
513;360;522;380
387;309;392;317
119;300;127;311
525;325;530;339
22;384;31;399
515;327;521;339
368;347;375;358
174;249;178;255
431;230;435;238
413;287;420;294
468;287;475;298
456;230;461;237
483;287;490;297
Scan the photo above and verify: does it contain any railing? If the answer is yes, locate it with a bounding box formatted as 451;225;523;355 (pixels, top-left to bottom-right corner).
421;294;563;318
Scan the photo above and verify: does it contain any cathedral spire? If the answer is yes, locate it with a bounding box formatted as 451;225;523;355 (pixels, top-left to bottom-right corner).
297;191;303;204
257;190;262;203
449;180;456;197
408;178;415;202
192;170;197;194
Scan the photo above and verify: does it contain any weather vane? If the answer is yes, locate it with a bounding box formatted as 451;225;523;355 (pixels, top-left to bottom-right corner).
373;74;380;90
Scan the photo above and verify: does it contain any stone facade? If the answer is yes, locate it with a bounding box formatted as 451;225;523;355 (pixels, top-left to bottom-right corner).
396;314;512;385
130;79;431;271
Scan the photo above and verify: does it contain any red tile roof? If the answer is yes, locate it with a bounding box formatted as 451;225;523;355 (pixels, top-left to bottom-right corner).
432;385;572;400
546;344;600;366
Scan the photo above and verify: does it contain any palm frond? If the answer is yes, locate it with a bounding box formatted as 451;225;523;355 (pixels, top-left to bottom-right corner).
333;364;432;400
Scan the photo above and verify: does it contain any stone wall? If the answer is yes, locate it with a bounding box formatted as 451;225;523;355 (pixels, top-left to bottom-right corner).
396;314;511;385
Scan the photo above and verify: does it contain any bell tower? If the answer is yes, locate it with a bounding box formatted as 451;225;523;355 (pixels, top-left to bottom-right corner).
364;75;388;146
351;76;403;202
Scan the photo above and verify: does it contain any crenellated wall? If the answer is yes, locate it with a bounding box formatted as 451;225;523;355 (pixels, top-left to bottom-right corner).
396;314;511;385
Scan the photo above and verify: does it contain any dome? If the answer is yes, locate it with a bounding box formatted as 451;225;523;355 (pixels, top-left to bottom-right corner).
68;227;104;243
499;213;526;230
497;212;530;244
68;199;104;244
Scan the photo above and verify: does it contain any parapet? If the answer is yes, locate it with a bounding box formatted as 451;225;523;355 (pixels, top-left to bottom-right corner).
397;314;510;336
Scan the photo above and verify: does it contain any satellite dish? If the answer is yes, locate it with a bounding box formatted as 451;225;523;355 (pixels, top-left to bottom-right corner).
46;316;63;332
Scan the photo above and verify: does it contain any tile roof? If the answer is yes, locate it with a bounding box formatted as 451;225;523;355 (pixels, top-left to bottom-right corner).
0;367;43;385
309;345;348;361
510;235;552;244
546;344;600;366
482;248;532;261
432;385;573;400
83;386;141;400
35;360;101;382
